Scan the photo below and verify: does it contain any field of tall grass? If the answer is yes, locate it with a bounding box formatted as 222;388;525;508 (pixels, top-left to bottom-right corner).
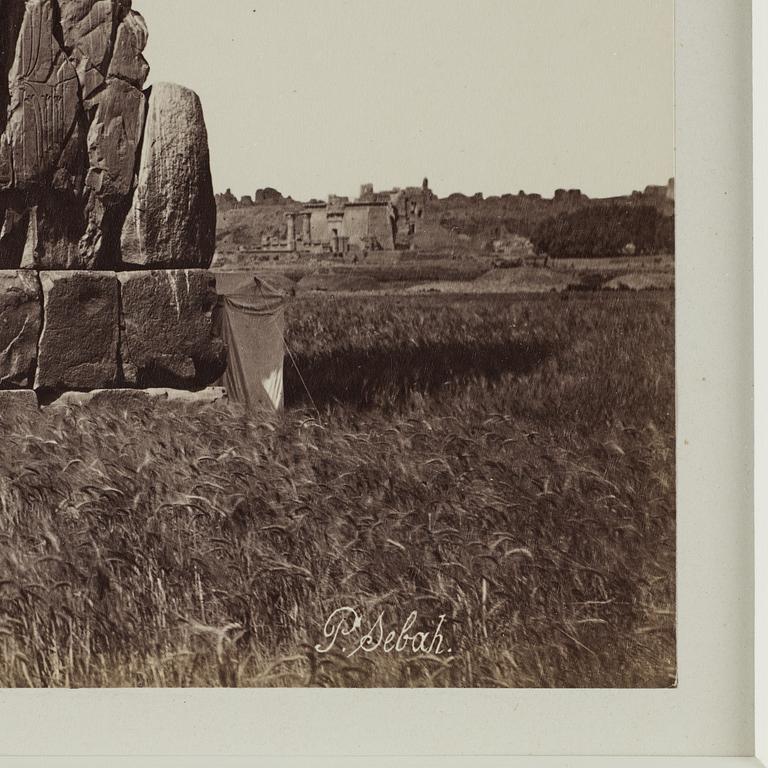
0;291;675;687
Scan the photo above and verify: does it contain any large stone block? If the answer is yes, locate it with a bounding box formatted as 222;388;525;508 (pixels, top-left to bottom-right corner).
59;0;117;98
48;388;154;409
19;195;95;270
108;8;150;87
48;386;227;409
118;270;226;388
35;271;119;391
120;83;216;269
0;389;38;414
149;387;227;405
85;79;147;207
0;270;42;388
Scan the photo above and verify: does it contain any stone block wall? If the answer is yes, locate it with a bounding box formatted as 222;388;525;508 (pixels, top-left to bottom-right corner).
0;1;224;407
1;269;225;399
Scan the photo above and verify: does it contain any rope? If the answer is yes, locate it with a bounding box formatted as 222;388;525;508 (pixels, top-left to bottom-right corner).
253;273;288;298
280;325;319;414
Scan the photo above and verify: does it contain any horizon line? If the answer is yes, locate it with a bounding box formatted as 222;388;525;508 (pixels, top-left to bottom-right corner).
215;177;676;203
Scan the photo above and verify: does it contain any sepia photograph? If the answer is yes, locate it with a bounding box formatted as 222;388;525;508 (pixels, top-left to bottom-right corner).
0;0;675;688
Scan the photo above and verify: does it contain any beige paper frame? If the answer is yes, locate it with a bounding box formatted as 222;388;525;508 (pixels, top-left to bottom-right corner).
0;0;757;762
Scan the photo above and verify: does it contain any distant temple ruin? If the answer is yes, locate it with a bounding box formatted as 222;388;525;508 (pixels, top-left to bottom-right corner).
284;180;432;254
288;196;392;254
243;179;433;255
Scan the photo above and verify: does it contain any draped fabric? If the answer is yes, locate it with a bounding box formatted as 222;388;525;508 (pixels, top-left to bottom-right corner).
213;273;286;411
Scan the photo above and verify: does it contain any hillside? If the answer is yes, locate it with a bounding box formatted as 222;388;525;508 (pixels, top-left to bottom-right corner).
217;204;302;249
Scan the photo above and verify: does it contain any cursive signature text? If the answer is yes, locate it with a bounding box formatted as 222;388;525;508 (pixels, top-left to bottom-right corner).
314;607;450;657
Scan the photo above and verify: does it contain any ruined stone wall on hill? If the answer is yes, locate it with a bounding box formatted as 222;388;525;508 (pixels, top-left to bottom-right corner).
0;0;224;406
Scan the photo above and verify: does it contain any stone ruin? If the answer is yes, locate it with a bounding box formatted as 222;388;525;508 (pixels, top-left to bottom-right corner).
0;0;226;409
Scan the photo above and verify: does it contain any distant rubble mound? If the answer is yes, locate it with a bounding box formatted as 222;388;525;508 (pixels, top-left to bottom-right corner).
215;189;240;212
255;187;291;204
215;186;292;212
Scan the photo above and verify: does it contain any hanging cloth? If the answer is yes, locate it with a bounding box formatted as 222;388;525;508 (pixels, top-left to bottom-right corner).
213;273;286;411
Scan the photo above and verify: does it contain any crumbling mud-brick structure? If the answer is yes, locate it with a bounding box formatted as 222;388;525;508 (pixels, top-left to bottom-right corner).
0;0;225;407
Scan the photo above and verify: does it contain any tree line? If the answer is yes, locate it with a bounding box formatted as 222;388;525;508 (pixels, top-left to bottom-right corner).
531;204;674;257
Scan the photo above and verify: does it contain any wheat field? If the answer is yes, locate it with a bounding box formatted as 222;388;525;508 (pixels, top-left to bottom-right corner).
0;290;675;687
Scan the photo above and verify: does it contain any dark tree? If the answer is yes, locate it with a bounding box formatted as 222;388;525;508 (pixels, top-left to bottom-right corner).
531;204;674;257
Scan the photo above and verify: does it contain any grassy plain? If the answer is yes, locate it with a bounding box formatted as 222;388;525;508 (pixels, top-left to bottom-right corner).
0;288;675;687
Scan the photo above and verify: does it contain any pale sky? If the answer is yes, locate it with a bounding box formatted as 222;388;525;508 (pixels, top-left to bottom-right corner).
140;0;673;201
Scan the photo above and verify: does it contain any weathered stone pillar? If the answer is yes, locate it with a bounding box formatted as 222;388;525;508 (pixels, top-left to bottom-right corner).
302;213;312;245
121;82;216;269
285;213;297;251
